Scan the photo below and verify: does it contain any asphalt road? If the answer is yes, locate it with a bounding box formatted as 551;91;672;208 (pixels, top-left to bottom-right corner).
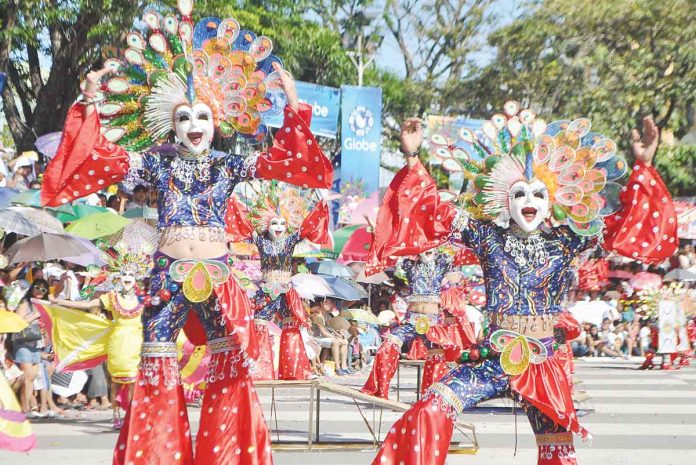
2;357;695;465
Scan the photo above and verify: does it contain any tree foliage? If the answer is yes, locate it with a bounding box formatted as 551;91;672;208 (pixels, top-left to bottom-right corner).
0;0;145;151
452;0;696;143
655;144;696;197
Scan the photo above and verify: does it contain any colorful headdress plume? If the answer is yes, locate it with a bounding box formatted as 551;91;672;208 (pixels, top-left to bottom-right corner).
101;241;153;281
95;0;287;151
237;181;311;233
429;101;628;236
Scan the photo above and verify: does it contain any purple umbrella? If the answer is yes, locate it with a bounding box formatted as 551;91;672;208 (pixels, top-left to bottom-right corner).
34;132;63;159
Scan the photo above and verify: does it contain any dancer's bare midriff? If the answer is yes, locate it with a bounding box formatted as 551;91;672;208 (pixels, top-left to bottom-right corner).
490;313;556;340
158;225;229;259
407;302;440;315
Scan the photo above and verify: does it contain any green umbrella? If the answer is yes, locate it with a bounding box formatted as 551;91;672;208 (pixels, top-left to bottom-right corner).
54;204;108;223
320;224;363;258
65;212;131;239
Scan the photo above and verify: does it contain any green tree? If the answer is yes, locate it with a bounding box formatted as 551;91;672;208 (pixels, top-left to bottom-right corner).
0;0;145;151
453;0;696;142
654;145;696;197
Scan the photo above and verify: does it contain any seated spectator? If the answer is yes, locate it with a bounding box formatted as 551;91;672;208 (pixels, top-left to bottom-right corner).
571;322;591;357
309;301;351;375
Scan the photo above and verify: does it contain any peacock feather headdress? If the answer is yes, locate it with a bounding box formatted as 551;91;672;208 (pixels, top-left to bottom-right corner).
429;101;628;236
101;240;153;282
236;180;311;233
95;0;287;151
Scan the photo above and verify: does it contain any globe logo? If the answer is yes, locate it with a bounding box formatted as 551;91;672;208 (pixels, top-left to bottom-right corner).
349;106;374;137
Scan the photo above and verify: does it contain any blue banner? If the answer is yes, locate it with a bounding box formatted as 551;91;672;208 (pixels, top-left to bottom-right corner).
0;72;6;93
340;85;382;195
264;81;341;139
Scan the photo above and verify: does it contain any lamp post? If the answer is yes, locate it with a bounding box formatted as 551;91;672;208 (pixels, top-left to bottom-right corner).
345;10;382;87
347;34;374;88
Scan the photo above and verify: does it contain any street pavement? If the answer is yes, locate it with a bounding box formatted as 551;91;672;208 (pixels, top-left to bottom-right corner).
1;357;695;465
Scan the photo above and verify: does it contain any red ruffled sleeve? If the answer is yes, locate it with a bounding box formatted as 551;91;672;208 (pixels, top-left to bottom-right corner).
225;198;255;242
255;103;333;189
365;161;458;274
41;104;129;207
299;200;330;244
603;161;678;263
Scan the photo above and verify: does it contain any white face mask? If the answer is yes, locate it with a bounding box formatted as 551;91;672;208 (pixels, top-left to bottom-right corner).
419;249;436;264
119;272;136;292
508;180;550;233
174;102;215;156
268;217;287;239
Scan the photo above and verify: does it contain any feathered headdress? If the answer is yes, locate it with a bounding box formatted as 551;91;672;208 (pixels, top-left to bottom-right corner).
237;180;310;233
101;241;153;282
94;0;287;151
429;101;627;236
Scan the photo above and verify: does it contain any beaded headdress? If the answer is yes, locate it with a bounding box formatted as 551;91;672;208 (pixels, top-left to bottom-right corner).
238;181;310;233
102;241;153;281
429;101;628;236
95;0;286;151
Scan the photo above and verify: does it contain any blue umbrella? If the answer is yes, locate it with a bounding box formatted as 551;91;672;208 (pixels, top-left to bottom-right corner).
10;189;41;207
320;275;368;301
307;260;356;278
0;188;20;209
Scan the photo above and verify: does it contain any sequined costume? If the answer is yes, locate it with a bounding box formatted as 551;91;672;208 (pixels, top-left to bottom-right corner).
226;196;330;380
41;5;333;465
361;253;473;399
366;102;677;465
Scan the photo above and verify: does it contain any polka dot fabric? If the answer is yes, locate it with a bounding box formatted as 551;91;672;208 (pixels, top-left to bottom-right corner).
603;160;678;263
194;353;272;465
255;105;333;189
41;105;129;207
113;357;193;465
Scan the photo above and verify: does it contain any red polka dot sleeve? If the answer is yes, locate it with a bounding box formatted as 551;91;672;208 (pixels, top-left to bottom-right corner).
603;160;678;263
41;104;129;207
299;200;330;244
253;103;333;189
366;160;459;275
224;197;255;242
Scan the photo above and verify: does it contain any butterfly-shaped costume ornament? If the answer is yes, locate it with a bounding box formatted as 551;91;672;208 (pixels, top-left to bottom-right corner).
39;1;333;465
225;184;329;381
366;101;678;465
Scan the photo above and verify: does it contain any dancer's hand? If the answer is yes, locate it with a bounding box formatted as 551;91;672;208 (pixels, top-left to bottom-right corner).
84;67;112;96
273;62;299;112
631;116;659;166
400;117;423;168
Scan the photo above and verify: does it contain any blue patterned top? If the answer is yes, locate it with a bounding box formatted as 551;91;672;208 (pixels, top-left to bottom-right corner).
125;145;253;229
458;219;594;315
398;254;452;302
253;231;301;273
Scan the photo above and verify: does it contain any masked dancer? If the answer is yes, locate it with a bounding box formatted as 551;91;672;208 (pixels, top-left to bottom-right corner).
366;102;677;465
362;248;474;399
40;2;332;464
226;185;329;380
41;242;151;429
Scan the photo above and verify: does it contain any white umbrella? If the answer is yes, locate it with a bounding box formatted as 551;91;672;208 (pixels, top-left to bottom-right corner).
9;206;64;234
664;268;696;282
291;273;333;300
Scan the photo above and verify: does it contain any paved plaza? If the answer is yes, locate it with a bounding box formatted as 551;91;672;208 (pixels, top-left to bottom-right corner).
2;359;695;465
